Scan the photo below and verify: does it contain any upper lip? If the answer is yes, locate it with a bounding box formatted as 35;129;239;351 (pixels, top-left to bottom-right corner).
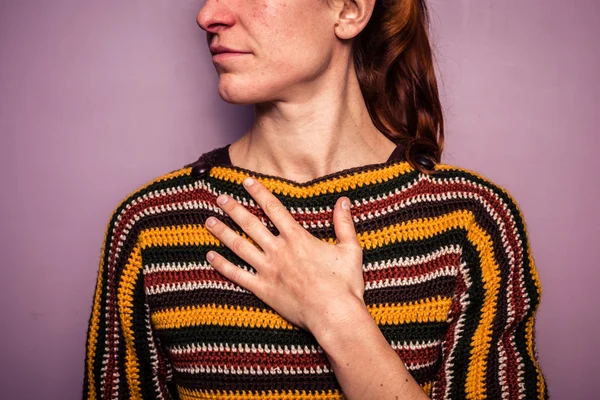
209;45;249;55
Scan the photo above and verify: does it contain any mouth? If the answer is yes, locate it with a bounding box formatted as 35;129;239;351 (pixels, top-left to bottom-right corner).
211;51;251;63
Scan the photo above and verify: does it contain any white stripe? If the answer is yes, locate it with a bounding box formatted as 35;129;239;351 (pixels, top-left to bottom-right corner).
365;265;459;289
363;244;462;271
175;364;331;376
144;263;458;296
145;280;251;296
169;340;441;357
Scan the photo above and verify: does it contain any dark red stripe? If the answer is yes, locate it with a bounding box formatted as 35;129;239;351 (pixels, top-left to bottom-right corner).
168;343;440;371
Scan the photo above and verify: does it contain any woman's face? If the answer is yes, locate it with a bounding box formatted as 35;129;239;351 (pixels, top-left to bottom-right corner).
196;0;340;105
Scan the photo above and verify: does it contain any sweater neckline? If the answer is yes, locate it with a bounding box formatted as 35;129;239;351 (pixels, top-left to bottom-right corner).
207;142;407;188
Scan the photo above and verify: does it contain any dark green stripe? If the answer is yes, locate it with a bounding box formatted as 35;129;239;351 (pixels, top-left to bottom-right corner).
158;321;448;349
176;370;341;392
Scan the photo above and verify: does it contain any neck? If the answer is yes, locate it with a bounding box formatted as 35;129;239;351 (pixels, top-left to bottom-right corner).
228;65;396;184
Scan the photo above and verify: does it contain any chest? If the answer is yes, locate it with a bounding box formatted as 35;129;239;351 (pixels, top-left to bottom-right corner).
140;221;462;396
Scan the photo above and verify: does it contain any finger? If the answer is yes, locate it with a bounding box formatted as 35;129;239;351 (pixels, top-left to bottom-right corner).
333;197;360;246
216;193;276;251
241;177;302;237
205;216;266;270
206;251;261;294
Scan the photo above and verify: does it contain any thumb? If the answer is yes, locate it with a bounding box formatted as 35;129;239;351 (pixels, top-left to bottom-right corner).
333;197;359;246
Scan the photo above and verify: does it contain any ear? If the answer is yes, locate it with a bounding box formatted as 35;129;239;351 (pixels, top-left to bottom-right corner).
330;0;377;40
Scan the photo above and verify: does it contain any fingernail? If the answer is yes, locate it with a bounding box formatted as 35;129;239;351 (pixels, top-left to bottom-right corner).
217;195;229;205
342;199;350;210
206;217;216;227
243;177;255;187
207;251;215;261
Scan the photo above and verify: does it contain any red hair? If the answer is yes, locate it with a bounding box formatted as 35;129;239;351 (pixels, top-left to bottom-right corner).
354;0;444;174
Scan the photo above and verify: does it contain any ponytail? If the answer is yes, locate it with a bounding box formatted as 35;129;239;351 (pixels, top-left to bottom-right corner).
354;0;444;174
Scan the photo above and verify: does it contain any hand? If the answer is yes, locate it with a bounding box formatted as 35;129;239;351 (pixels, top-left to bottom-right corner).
204;176;365;333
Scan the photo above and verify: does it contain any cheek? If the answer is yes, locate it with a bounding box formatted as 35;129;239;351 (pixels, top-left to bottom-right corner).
251;0;326;48
254;4;329;66
250;1;289;42
232;0;332;97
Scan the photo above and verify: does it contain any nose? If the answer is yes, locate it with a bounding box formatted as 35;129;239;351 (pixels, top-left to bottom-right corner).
196;0;236;33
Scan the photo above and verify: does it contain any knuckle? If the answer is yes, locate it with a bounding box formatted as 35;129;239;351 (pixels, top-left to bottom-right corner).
241;215;260;232
229;268;242;283
286;224;307;239
232;238;247;254
259;236;276;252
264;199;282;214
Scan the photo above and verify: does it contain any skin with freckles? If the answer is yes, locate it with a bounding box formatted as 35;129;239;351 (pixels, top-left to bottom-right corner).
196;0;430;398
198;0;340;105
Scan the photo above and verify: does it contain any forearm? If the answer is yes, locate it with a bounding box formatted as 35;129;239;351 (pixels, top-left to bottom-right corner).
310;297;430;400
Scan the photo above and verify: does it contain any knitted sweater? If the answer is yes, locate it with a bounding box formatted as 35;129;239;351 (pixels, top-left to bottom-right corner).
83;143;548;400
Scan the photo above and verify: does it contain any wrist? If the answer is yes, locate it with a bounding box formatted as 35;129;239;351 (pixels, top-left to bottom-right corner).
308;296;375;353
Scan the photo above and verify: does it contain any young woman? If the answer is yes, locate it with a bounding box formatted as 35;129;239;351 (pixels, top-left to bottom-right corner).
83;0;548;399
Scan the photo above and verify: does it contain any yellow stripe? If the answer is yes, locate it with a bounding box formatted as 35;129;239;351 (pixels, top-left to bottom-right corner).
209;162;414;198
369;296;452;325
463;222;501;399
151;297;452;331
116;242;145;399
178;387;344;400
422;381;434;397
153;304;297;330
138;210;474;252
84;221;111;399
139;224;223;249
178;383;433;399
142;167;191;191
356;210;472;250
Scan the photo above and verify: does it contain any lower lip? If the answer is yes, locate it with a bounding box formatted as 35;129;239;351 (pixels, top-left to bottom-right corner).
212;52;251;62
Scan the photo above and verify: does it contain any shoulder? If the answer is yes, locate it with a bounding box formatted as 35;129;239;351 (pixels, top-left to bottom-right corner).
105;144;228;231
427;162;530;233
103;165;196;236
431;162;525;209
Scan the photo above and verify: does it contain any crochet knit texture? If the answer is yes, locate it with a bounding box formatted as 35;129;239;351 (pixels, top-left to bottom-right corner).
83;143;548;400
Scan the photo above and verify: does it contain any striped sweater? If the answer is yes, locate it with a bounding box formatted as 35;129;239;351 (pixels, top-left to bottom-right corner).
83;143;548;400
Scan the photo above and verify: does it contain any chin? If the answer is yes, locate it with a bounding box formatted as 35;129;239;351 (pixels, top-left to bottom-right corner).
216;75;280;105
215;75;251;104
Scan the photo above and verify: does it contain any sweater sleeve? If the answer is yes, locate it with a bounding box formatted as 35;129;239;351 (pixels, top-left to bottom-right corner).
429;181;548;399
82;195;177;400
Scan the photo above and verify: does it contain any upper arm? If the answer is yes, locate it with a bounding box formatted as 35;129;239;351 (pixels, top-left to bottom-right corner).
430;171;548;399
82;187;177;400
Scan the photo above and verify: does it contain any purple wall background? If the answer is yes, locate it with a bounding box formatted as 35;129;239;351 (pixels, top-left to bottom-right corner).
1;0;598;398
